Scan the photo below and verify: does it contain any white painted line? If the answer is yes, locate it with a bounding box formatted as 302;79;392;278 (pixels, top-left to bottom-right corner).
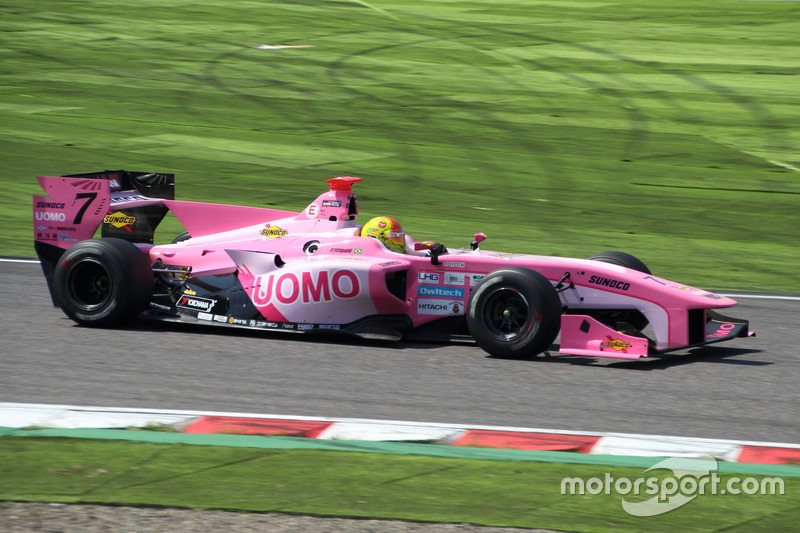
0;258;39;264
721;293;800;301
2;258;799;301
252;44;313;50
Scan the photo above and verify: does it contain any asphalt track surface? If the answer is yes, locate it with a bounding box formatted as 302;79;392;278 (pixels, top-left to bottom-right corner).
2;260;798;444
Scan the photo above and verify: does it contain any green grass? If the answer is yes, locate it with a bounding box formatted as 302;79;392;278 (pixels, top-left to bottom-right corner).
1;436;799;532
2;0;799;290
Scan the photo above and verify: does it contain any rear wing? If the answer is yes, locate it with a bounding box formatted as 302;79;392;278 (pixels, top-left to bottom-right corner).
34;170;175;250
33;169;302;304
33;170;175;304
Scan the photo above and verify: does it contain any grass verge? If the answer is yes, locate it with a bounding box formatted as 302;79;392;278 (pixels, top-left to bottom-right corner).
1;435;799;532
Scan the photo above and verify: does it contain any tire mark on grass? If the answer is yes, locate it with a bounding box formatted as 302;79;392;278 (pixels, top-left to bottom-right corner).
80;447;274;495
323;31;570;211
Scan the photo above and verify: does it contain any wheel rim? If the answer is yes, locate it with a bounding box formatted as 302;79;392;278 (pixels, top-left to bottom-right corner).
481;286;537;341
66;258;112;312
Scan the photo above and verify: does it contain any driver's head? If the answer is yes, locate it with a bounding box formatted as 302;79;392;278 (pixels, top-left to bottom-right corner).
361;216;405;253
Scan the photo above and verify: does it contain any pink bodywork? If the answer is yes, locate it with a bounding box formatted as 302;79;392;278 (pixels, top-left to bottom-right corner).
34;174;751;359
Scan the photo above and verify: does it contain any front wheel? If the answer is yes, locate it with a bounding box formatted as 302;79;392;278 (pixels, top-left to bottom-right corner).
587;250;650;331
467;268;562;359
53;239;154;327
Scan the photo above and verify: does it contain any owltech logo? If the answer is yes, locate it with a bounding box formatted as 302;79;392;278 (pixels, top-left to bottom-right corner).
103;211;136;231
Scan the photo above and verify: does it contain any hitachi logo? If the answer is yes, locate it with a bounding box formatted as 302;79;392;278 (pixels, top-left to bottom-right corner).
588;275;630;291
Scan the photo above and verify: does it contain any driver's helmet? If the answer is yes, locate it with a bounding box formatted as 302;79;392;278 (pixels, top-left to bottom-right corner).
361;216;406;253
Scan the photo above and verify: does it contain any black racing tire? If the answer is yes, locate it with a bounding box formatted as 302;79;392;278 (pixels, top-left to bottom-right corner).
53;238;154;327
587;251;650;331
586;251;651;275
466;267;562;359
171;231;192;244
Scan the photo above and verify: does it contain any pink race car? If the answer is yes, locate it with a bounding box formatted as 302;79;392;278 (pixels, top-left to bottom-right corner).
33;171;753;360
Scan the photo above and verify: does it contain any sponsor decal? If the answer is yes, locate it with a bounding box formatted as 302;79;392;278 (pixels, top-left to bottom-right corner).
109;179;121;189
443;272;485;286
251;269;361;307
35;211;66;222
213;315;228;323
307;204;319;216
605;337;632;352
111;193;150;204
228;317;249;325
197;312;214;321
297;323;314;331
330;247;354;254
417;299;463;316
103;211;136;229
282;323;296;330
183;288;197;296
588;275;630;291
265;321;279;328
322;200;341;207
57;233;76;242
418;285;465;299
176;295;216;313
708;323;739;338
379;261;403;267
318;324;341;330
36;201;66;209
37;225;46;231
260;225;289;238
418;272;440;283
443;261;466;268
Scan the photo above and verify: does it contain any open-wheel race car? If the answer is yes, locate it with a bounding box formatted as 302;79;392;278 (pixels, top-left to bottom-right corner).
33;171;753;360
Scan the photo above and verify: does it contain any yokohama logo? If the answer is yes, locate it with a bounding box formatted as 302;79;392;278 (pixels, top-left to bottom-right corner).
176;295;216;312
251;270;360;307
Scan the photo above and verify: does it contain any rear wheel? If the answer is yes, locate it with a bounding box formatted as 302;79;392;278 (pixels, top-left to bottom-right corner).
53;239;154;327
587;251;650;331
467;268;561;358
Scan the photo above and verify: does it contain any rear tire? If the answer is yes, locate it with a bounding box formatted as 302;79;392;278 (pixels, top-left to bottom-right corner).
53;239;154;327
467;268;561;359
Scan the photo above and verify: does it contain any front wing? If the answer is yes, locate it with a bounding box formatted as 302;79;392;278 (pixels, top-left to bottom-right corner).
560;309;753;359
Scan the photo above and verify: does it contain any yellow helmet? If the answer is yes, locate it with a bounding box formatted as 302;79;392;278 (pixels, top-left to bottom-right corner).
361;216;406;253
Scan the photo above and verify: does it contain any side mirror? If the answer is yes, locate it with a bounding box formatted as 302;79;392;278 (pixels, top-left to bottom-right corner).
471;232;487;251
414;241;447;265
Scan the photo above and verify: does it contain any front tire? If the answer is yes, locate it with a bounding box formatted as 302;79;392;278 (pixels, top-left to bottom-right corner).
586;251;650;275
587;251;650;331
467;268;562;359
171;231;192;244
53;239;154;327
